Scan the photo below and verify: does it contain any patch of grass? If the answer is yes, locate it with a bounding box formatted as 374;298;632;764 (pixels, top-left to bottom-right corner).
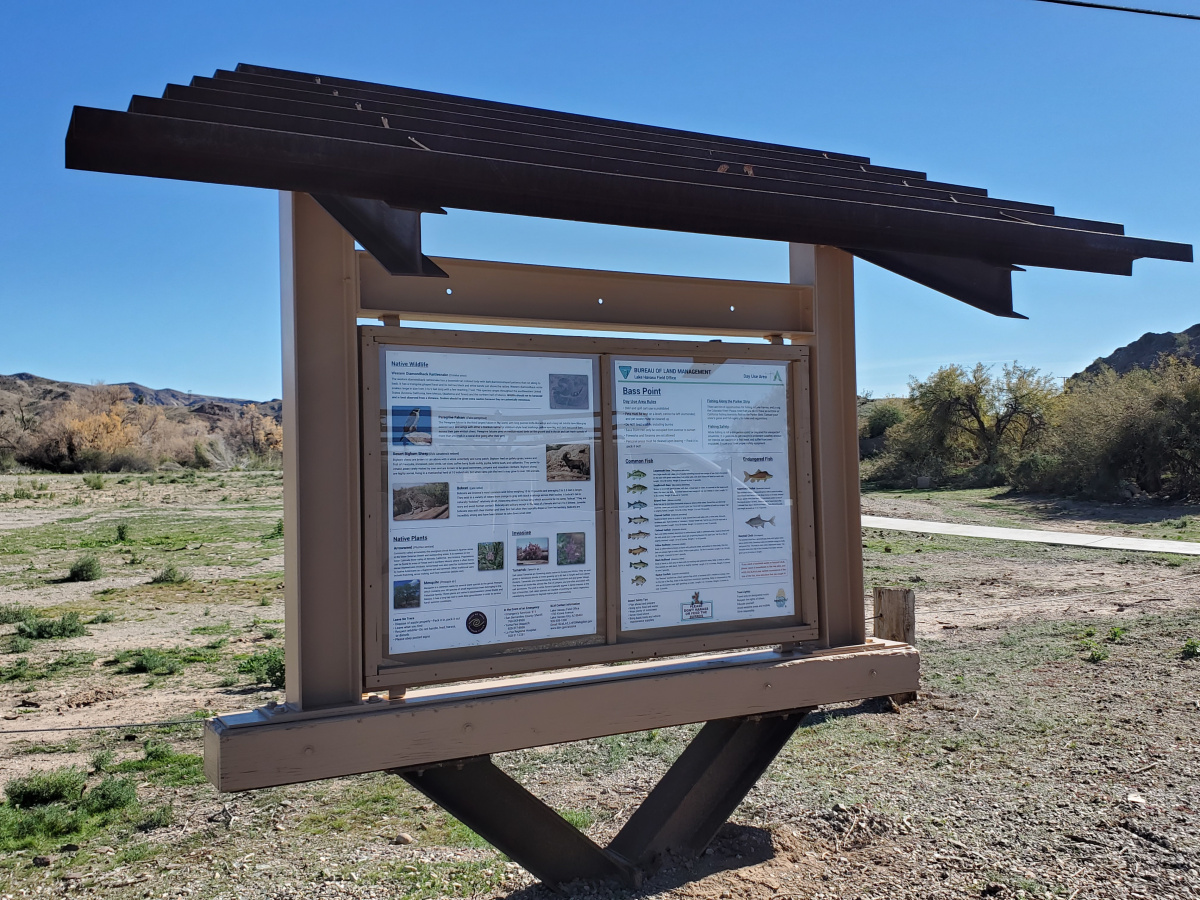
6;635;33;654
86;610;116;624
15;612;89;640
264;519;284;540
1107;626;1128;643
14;738;81;755
80;776;137;814
149;564;190;585
136;803;174;832
560;808;595;830
5;768;87;808
361;859;506;898
0;651;96;684
67;554;103;582
190;621;231;636
113;648;184;676
82;474;106;490
113;741;204;787
237;646;285;688
0;603;35;625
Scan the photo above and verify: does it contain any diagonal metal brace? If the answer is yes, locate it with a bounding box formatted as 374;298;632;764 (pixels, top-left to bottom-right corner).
311;193;448;277
606;708;812;874
394;756;638;888
393;708;812;890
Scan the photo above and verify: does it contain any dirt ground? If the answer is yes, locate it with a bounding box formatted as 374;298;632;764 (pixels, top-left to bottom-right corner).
2;474;1199;899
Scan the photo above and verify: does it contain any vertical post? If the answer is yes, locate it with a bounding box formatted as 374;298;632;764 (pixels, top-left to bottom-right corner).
281;192;363;710
793;244;865;648
873;586;917;703
872;587;916;644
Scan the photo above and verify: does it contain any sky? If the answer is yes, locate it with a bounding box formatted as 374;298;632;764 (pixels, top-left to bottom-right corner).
0;0;1196;401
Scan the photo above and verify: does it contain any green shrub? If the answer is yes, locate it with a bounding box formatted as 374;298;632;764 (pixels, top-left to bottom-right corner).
4;803;86;841
5;768;86;808
865;401;906;438
82;473;106;490
1107;626;1128;643
0;603;36;625
1080;639;1109;663
1183;638;1200;660
149;564;189;585
265;519;284;539
80;776;137;814
67;554;103;582
7;635;32;654
237;647;285;689
16;612;89;640
87;610;116;625
90;750;115;773
115;522;131;543
136;803;174;832
117;648;184;676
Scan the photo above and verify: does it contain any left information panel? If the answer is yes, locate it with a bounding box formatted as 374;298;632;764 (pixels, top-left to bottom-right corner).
382;348;602;656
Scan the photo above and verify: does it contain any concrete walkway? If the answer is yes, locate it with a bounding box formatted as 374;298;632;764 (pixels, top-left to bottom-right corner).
861;515;1200;556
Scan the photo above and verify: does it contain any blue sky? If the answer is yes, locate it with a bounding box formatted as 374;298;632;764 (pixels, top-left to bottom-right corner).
0;0;1196;400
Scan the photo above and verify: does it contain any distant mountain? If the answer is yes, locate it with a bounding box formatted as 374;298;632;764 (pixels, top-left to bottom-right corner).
0;373;281;422
1079;323;1200;377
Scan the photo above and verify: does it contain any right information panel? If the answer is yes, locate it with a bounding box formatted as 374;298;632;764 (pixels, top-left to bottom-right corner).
613;358;795;631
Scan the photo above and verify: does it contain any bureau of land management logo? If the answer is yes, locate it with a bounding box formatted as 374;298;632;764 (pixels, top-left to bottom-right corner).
619;365;632;379
465;611;488;634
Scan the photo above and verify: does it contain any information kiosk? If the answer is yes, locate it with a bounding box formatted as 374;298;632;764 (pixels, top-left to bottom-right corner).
64;64;1191;889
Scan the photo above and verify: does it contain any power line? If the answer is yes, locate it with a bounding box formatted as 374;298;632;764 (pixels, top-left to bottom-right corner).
1028;0;1200;21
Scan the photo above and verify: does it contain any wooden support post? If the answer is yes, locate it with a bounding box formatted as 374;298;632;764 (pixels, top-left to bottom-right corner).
873;587;917;703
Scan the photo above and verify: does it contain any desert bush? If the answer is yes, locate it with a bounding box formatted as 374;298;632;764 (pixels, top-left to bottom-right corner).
1016;360;1200;498
238;646;285;689
115;522;131;543
864;401;906;438
0;603;35;625
67;554;103;582
149;564;189;585
16;612;88;640
82;473;105;490
116;648;184;676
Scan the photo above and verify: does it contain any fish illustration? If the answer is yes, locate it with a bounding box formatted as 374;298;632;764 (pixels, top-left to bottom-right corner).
744;469;773;483
627;515;649;524
627;530;650;540
627;469;647;479
629;560;648;569
627;500;648;509
627;484;648;493
630;575;647;586
746;514;776;528
628;545;648;556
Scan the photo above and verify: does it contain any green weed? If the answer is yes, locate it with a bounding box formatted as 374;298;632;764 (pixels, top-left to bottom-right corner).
15;612;89;640
237;647;285;688
0;603;35;625
67;554;103;582
136;803;174;831
1183;638;1200;660
82;474;106;490
150;564;189;585
5;768;87;807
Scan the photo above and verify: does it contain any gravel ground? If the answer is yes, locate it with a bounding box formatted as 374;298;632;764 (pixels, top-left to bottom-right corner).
2;477;1199;899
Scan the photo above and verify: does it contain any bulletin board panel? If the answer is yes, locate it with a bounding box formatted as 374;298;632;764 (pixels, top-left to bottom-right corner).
361;327;819;691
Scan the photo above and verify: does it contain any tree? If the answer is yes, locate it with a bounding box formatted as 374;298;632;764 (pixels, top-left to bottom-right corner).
906;362;1058;467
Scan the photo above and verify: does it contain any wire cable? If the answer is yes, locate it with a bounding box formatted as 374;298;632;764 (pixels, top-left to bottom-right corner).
1027;0;1200;21
1;717;207;736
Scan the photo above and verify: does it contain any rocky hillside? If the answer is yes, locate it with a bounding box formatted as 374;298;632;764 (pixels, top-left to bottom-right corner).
0;373;281;424
1079;323;1200;377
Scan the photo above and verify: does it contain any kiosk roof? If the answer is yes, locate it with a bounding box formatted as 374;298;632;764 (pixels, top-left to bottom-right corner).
65;63;1191;317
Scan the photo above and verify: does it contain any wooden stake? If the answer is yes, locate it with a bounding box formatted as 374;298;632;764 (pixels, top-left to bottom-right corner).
873;587;916;703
